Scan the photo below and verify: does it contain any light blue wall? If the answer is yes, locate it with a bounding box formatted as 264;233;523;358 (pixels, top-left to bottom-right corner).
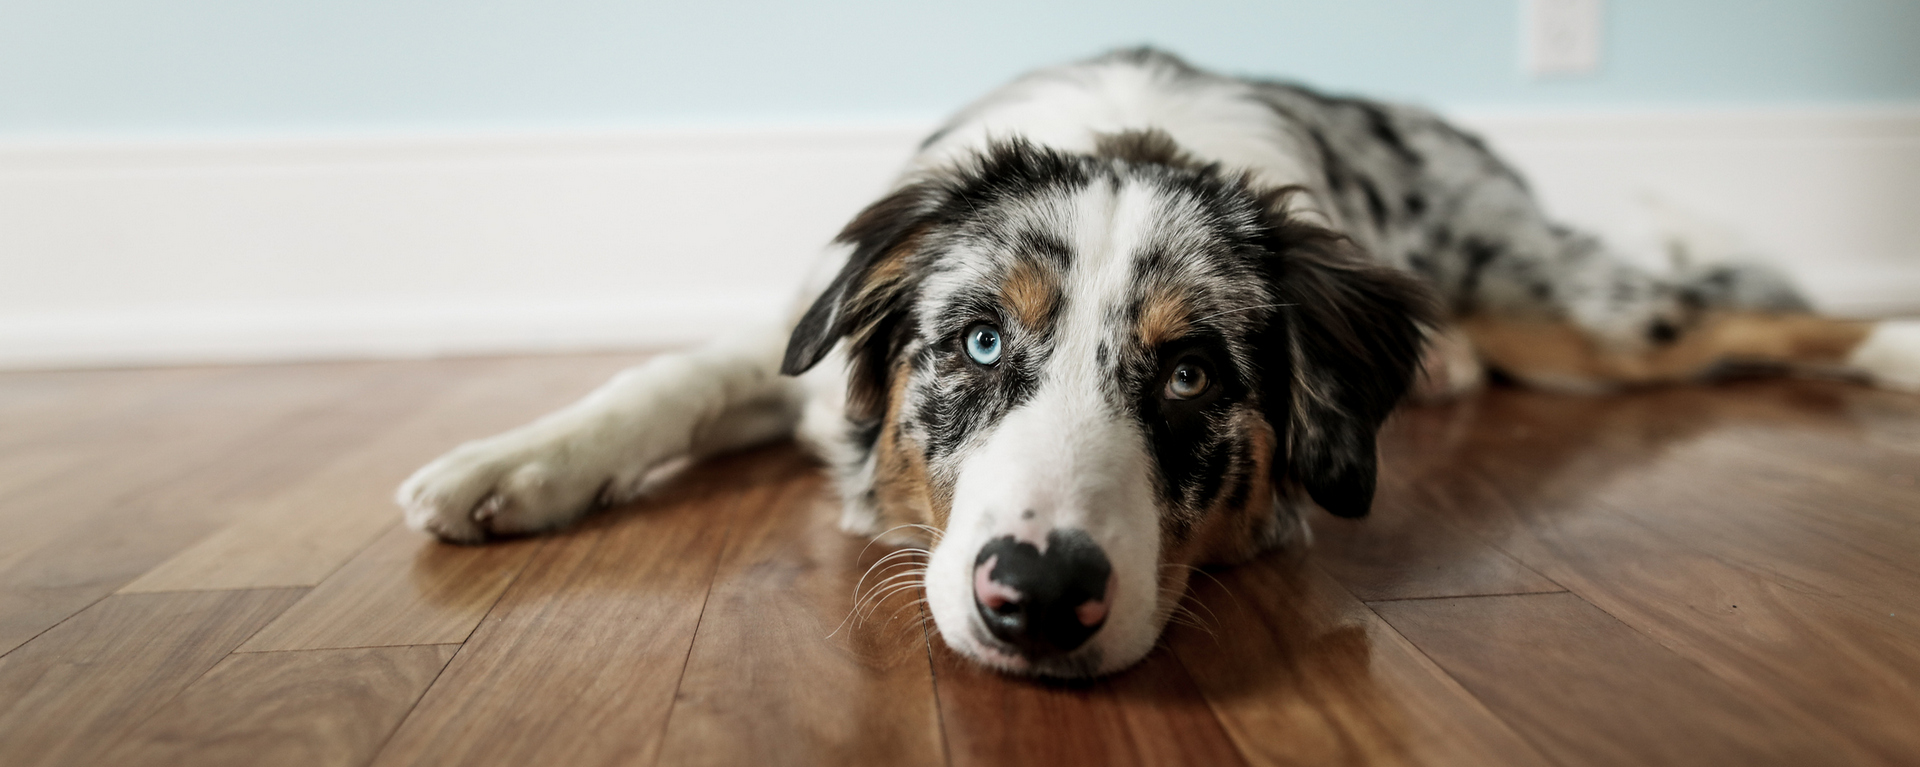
4;0;1917;138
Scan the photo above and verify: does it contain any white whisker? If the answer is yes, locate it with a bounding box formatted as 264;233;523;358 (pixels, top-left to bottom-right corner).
857;571;929;616
861;581;929;625
850;548;930;601
833;547;931;640
1192;302;1296;324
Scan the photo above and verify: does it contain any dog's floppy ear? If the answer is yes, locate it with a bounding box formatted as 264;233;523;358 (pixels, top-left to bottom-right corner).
781;183;936;420
1254;210;1434;518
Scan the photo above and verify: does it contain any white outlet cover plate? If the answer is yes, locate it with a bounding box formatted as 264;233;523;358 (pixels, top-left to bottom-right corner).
1525;0;1605;77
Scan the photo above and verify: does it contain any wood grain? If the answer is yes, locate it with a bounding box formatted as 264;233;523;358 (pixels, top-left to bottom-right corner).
238;523;543;651
1373;592;1858;766
1441;383;1920;764
368;447;785;767
652;449;945;767
1171;557;1552;767
1311;507;1564;603
0;589;305;767
0;362;394;573
1593;427;1920;623
104;645;456;767
121;354;647;592
4;359;1918;767
935;641;1249;767
0;362;423;655
1314;410;1564;600
1471;484;1920;764
0;447;92;504
0;365;229;453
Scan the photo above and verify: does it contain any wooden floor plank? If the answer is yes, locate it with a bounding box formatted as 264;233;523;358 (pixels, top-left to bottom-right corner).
238;523;543;652
652;449;945;767
0;362;430;655
0;362;395;573
0;589;306;767
1170;557;1552;767
0;365;231;453
1594;428;1920;622
103;645;458;767
1373;592;1865;766
1311;511;1564;603
121;353;647;593
1474;495;1920;764
1426;383;1920;764
0;447;93;502
1314;472;1564;601
5;359;1917;766
368;447;784;767
934;641;1248;767
1310;405;1565;602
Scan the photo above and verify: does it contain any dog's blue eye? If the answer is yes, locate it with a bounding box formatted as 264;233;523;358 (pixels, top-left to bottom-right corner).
964;324;1003;366
1164;360;1210;400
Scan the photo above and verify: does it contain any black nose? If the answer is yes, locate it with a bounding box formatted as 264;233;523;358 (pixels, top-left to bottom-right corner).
973;529;1113;657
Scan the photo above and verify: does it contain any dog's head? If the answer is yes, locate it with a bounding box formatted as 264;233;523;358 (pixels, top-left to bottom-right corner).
783;134;1432;677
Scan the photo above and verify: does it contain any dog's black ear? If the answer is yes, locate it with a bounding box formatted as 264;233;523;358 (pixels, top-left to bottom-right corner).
1254;213;1435;518
781;183;937;420
782;186;926;375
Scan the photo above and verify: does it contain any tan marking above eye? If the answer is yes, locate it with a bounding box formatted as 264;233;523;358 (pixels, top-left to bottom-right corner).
1136;288;1192;347
1000;259;1060;331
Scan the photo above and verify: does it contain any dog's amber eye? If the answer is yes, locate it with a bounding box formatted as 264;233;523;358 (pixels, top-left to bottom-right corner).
1163;360;1209;400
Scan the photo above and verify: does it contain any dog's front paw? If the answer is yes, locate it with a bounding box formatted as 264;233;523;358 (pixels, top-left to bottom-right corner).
396;434;613;543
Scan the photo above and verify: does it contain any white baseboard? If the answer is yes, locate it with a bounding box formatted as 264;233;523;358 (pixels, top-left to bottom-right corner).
3;109;1918;369
0;293;789;370
1460;107;1920;317
0;127;924;369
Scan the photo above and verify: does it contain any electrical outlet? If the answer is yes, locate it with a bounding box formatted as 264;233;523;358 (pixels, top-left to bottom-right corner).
1524;0;1604;77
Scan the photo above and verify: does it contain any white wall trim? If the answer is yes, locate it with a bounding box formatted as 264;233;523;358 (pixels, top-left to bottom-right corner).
0;293;789;370
1455;105;1920;317
3;108;1918;369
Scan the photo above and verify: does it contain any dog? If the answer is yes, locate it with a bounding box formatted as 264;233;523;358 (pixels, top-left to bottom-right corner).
397;48;1920;678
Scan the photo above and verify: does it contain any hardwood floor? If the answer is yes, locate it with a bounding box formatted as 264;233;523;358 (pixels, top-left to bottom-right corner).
2;354;1917;766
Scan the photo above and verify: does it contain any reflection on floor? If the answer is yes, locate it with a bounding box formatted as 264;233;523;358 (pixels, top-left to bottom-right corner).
2;354;1916;766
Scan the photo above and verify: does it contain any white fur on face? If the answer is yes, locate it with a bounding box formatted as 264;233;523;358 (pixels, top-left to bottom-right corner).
923;179;1174;676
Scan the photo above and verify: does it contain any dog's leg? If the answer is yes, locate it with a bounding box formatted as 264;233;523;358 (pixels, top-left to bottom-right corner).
396;327;805;542
1450;247;1919;392
1423;190;1919;393
1461;312;1919;392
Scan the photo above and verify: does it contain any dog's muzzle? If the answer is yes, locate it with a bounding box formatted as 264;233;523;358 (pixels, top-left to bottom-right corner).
971;529;1114;659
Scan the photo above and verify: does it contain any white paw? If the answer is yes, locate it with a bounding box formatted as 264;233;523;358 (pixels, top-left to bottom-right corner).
1851;320;1920;393
396;432;625;543
1410;324;1486;404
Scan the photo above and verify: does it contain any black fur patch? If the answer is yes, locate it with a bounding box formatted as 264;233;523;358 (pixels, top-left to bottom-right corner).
1131;336;1245;533
1253;213;1435;518
1358;102;1423;167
